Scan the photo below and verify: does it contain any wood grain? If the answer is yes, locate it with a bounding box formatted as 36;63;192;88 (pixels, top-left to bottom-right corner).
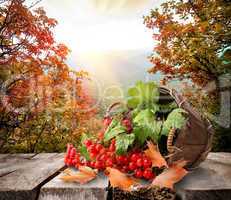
0;153;65;200
176;153;231;200
38;170;108;200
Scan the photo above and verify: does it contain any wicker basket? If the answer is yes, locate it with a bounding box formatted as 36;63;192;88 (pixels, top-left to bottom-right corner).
105;87;213;170
112;187;176;200
159;87;213;169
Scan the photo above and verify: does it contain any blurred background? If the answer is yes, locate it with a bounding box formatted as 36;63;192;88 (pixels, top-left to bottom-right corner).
38;0;165;101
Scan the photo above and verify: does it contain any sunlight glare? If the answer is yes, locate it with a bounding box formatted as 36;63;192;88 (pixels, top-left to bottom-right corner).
75;20;153;53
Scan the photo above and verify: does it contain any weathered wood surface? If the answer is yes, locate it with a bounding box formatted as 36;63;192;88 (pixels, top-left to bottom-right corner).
0;153;230;200
38;170;108;200
176;152;231;200
0;153;65;200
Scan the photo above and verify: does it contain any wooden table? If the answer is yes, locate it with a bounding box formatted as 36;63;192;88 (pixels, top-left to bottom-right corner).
0;153;65;200
0;153;231;200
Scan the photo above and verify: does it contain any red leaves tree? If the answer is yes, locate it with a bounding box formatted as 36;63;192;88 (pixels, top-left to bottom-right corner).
0;0;97;152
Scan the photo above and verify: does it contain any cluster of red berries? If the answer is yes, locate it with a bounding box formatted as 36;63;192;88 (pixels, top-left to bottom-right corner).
64;144;80;166
84;139;115;170
64;115;155;180
64;140;155;180
115;151;155;180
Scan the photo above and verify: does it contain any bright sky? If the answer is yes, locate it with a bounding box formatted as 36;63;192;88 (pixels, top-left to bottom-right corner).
38;0;163;54
35;0;164;97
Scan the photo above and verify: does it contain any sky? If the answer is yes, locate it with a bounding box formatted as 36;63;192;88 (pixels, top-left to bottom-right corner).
38;0;163;54
35;0;165;99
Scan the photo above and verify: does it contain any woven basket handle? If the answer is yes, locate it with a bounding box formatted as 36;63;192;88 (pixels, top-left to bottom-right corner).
105;102;125;117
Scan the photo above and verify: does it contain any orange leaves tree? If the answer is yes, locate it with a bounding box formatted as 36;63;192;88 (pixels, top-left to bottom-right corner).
144;0;231;151
144;0;231;87
0;0;97;152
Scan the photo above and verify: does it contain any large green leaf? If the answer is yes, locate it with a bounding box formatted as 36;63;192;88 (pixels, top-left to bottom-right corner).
133;109;156;124
133;126;148;145
133;109;163;144
104;119;126;142
146;120;162;142
127;81;159;109
115;133;135;155
162;108;188;136
133;121;162;145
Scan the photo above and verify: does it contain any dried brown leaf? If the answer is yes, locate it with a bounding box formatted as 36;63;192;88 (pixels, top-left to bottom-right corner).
105;167;139;191
152;160;188;189
60;167;97;184
144;141;168;168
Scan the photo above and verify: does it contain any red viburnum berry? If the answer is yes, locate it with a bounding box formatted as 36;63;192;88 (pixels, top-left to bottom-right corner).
109;143;115;152
130;153;141;162
135;169;143;178
70;148;76;158
95;143;103;152
143;168;155;180
136;158;143;167
121;165;129;173
122;118;133;133
66;143;73;156
105;158;113;167
143;158;152;168
98;131;104;140
103;117;112;127
90;152;97;160
84;139;92;147
88;144;97;154
128;162;137;171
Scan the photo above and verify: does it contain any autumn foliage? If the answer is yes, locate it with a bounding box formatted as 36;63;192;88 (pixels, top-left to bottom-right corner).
0;0;97;153
144;0;231;152
144;0;231;87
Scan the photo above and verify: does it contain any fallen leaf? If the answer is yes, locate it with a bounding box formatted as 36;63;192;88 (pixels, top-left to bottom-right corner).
60;167;97;184
78;166;98;177
105;167;138;191
144;141;168;168
151;160;188;189
63;168;72;175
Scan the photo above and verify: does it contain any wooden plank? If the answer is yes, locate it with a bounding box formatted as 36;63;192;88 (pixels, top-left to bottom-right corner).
207;152;231;165
38;169;108;200
176;153;231;200
0;153;65;200
0;154;9;159
1;153;230;200
39;153;231;200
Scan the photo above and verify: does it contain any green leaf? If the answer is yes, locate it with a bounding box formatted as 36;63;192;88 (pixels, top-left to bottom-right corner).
133;109;163;145
115;133;135;155
133;122;162;145
104;119;126;142
133;109;156;124
106;118;118;131
131;108;140;119
162;108;188;136
159;101;178;113
147;120;163;142
80;145;90;161
133;126;148;145
127;81;159;109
